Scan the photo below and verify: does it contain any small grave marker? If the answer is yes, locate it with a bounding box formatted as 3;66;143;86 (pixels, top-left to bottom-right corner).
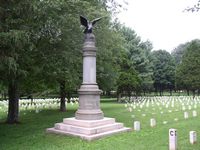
184;112;189;119
190;131;197;144
169;128;177;150
192;110;197;117
150;118;156;127
134;121;140;131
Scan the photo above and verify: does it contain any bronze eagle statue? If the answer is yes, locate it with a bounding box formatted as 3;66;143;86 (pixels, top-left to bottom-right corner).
80;16;102;34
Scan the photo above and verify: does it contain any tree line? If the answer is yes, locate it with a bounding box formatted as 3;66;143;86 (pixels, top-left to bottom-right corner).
0;0;200;123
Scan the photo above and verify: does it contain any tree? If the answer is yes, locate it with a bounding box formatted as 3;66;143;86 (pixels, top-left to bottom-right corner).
116;47;141;101
171;43;189;65
0;0;82;121
138;41;154;95
185;0;200;12
96;21;125;94
176;39;200;97
0;0;130;121
152;50;175;96
0;0;41;123
34;0;83;111
119;26;153;95
117;69;141;101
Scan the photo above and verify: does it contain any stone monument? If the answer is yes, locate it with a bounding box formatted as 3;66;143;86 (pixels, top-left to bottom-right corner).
46;16;131;141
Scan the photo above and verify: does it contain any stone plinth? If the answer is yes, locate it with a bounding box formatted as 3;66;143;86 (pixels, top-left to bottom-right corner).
75;84;104;120
47;117;131;141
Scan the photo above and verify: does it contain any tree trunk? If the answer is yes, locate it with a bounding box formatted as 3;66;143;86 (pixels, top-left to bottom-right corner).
143;90;146;96
0;93;1;100
159;86;162;96
117;93;121;103
170;88;172;96
3;92;7;100
128;92;131;102
193;90;195;99
106;90;111;97
67;92;71;103
7;80;19;124
154;89;157;96
59;81;66;112
187;89;190;96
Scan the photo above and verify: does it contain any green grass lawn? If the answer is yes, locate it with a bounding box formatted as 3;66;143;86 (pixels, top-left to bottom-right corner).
0;98;200;150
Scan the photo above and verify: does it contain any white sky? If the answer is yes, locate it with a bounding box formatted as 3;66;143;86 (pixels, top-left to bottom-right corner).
117;0;200;52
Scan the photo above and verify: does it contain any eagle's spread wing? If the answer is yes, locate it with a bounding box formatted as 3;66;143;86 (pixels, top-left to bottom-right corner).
92;17;102;26
80;16;88;27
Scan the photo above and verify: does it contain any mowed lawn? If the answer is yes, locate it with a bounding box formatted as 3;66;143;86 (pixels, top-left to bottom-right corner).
0;98;200;150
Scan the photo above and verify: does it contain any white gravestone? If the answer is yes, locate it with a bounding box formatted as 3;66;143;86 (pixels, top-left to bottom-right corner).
150;118;156;127
190;131;197;144
169;128;177;150
192;110;197;117
184;112;189;119
134;121;140;131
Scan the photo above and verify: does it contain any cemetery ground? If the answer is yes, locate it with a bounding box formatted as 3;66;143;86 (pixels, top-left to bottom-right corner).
0;97;200;150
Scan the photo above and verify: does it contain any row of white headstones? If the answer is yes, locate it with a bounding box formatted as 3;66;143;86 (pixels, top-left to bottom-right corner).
0;97;79;114
124;96;200;123
133;110;197;129
123;96;200;149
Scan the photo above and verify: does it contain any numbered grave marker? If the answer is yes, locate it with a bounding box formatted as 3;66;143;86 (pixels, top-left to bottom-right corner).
169;128;177;150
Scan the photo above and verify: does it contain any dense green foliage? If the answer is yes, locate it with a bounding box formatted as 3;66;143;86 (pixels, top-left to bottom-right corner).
117;69;141;98
175;40;200;95
171;43;188;65
152;50;175;96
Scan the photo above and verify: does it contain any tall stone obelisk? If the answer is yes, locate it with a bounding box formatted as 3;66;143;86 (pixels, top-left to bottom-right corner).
46;16;131;141
75;33;104;120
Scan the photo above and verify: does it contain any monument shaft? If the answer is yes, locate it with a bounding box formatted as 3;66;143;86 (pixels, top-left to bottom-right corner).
75;33;104;120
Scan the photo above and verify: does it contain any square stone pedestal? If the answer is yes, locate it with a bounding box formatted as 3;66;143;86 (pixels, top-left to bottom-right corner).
47;117;131;141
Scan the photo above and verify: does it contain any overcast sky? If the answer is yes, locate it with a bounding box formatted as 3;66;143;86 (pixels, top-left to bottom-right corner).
117;0;200;52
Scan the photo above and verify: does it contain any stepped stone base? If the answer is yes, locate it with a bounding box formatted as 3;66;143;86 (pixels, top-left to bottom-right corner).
47;117;131;141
